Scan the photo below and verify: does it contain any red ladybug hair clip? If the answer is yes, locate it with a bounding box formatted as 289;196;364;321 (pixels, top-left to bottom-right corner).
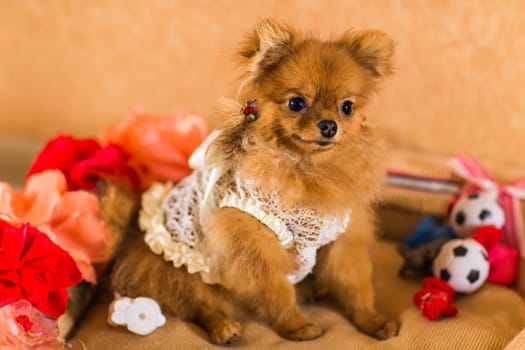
242;100;258;122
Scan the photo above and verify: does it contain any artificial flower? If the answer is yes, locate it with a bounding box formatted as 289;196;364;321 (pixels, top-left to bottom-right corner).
101;108;209;188
413;277;458;321
109;295;166;336
69;143;140;190
0;299;63;349
0;299;64;350
26;135;100;190
0;220;82;318
26;135;139;191
0;170;114;284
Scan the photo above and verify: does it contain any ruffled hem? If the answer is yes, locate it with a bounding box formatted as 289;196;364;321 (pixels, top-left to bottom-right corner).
139;182;218;284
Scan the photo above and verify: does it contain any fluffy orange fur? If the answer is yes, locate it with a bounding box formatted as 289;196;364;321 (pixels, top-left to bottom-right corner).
111;18;398;344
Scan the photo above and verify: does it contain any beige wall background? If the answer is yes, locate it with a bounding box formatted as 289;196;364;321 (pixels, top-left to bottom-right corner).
1;0;524;169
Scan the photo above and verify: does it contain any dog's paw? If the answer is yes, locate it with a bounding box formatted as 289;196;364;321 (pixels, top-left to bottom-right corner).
371;320;399;340
353;311;399;340
209;319;242;345
282;323;323;341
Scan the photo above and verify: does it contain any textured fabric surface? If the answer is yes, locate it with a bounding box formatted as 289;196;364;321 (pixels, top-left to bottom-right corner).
504;329;525;350
2;1;525;170
70;239;525;349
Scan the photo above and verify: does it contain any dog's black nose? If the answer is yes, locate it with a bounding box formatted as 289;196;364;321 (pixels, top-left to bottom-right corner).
318;120;338;138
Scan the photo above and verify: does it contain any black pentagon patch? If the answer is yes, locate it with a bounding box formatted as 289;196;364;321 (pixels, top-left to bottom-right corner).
455;211;466;225
440;269;451;282
453;245;468;257
468;193;480;200
467;270;480;284
479;209;491;221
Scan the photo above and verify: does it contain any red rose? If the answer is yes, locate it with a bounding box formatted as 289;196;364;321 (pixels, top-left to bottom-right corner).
26;134;139;191
69;143;140;190
0;220;82;318
26;135;100;189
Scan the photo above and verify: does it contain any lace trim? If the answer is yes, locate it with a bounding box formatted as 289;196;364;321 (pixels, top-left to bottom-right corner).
216;171;350;283
140;169;351;285
161;169;209;248
139;182;218;284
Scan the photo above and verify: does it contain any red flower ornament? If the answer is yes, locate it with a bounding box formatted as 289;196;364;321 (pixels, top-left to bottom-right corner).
26;135;139;191
413;277;458;321
0;220;82;318
26;135;100;190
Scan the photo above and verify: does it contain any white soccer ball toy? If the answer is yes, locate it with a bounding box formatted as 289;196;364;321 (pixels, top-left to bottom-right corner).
448;190;505;237
433;238;489;293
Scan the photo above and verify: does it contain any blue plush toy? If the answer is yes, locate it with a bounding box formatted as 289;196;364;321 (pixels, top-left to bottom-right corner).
398;216;457;278
404;215;457;249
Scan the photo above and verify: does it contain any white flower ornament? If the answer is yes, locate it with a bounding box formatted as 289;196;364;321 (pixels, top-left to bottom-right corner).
108;295;166;335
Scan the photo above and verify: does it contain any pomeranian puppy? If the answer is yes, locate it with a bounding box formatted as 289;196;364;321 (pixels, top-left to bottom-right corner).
111;18;398;344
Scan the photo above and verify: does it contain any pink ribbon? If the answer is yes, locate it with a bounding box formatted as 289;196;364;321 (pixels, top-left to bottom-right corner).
448;156;525;257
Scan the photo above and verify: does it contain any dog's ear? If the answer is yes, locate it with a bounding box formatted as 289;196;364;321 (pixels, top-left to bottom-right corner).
237;18;296;74
340;30;395;77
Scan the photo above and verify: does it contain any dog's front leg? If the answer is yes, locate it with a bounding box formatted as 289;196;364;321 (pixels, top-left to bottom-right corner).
203;207;322;341
314;207;399;339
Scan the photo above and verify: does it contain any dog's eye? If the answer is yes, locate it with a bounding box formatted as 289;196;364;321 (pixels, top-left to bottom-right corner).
341;100;353;116
287;97;307;112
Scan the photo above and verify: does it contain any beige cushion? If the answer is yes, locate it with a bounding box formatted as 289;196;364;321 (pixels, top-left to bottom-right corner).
70;239;525;349
504;329;525;350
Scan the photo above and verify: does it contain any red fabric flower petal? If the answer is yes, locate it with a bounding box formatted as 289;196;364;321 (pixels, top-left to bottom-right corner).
25;134;139;191
0;220;25;264
0;220;82;317
1;171;114;284
0;271;22;307
422;276;456;300
414;277;458;321
69;144;140;190
19;224;82;289
41;289;69;318
19;268;50;308
471;225;503;251
26;135;101;190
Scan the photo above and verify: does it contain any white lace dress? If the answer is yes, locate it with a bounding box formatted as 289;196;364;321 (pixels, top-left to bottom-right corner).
139;164;351;285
